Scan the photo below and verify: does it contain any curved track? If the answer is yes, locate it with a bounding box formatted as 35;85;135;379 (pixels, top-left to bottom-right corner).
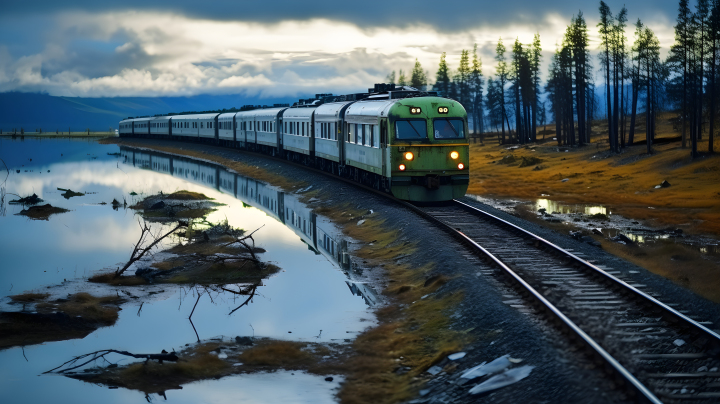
414;199;720;403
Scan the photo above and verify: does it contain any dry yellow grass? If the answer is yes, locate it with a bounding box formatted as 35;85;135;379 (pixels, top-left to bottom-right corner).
37;293;123;324
471;112;720;235
9;292;50;303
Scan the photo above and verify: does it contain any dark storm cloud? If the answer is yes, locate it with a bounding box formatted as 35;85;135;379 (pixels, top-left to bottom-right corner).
4;0;678;31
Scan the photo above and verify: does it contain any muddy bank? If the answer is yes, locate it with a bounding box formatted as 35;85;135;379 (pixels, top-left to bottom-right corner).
17;203;69;220
0;293;123;349
57;338;352;396
129;190;223;221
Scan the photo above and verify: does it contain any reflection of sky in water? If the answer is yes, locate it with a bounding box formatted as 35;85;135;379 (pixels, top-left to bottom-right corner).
0;138;374;403
534;199;608;216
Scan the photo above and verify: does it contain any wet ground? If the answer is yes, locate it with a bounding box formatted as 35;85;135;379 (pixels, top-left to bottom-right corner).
466;194;720;262
0;137;376;403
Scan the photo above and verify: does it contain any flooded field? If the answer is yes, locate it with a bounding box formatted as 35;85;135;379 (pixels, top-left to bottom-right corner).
0;137;377;403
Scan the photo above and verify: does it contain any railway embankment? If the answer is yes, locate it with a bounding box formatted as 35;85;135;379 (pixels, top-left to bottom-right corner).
99;137;645;403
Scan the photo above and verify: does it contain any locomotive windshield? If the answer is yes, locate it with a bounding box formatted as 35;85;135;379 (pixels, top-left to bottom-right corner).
433;118;465;139
395;119;427;140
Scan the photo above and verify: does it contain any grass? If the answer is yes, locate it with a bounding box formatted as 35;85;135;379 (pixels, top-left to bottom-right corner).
238;341;314;367
37;293;123;324
470;111;720;236
9;292;50;303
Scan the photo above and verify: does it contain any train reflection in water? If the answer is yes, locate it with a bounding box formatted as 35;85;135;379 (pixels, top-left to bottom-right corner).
120;147;378;306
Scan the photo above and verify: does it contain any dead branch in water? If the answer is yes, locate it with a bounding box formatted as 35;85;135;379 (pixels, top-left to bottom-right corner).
43;349;179;374
115;219;187;278
220;225;264;262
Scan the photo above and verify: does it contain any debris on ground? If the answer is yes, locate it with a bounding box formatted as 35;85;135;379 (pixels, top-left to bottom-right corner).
57;188;84;199
468;365;535;395
129;190;222;221
18;204;69;220
9;193;43;205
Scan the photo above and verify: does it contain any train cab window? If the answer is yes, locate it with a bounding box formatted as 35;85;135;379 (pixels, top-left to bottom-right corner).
433;118;465;139
395;120;428;140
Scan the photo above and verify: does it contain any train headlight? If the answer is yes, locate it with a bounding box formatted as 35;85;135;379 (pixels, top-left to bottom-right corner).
399;164;406;171
438;107;449;114
404;152;414;161
457;163;465;170
450;151;459;159
410;107;422;114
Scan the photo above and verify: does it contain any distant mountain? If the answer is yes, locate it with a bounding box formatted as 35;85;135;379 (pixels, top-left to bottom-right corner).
0;92;298;132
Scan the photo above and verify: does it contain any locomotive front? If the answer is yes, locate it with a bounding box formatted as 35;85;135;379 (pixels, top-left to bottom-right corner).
387;97;469;202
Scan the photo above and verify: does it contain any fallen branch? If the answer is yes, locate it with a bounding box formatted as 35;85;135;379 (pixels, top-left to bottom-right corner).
44;349;179;374
115;219;187;278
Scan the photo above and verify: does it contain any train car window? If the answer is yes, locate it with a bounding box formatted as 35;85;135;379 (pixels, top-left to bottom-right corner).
370;125;376;147
201;122;204;129
302;122;305;137
395;120;428;140
347;123;353;142
433;118;465;139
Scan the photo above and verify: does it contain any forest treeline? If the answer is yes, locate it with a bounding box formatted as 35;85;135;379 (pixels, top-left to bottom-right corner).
387;0;720;158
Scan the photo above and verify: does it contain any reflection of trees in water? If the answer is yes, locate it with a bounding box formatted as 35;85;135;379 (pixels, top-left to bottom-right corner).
184;282;261;342
1;158;8;216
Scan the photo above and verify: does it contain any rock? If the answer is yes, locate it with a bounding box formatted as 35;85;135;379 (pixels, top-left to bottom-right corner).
673;339;686;347
544;217;562;223
532;165;543;171
149;201;166;210
426;365;443;375
538;208;546;213
448;352;466;360
611;234;634;245
324;377;334;382
592;228;603;236
660;180;671;188
569;231;583;240
235;336;254;345
561;178;569;182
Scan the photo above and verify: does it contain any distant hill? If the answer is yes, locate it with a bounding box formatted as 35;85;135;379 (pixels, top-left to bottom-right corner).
0;92;298;132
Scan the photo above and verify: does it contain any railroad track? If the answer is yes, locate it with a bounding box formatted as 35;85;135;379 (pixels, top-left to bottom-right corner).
414;199;720;403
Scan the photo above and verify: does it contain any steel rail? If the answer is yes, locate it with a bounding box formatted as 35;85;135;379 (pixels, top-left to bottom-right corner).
403;201;663;403
451;199;720;348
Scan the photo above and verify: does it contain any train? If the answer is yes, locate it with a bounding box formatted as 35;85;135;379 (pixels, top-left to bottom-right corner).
120;147;379;306
119;84;469;202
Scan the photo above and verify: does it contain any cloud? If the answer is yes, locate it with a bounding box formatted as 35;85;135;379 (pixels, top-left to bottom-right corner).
0;4;679;98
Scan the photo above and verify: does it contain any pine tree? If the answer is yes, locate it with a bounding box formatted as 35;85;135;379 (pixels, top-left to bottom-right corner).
458;49;471;107
410;59;428;90
470;44;485;135
435;52;450;95
398;69;407;86
495;38;509;143
386;71;396;84
531;33;542;142
599;1;616;151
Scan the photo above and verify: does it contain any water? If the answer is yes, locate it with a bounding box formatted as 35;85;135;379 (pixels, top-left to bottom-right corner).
0;137;376;403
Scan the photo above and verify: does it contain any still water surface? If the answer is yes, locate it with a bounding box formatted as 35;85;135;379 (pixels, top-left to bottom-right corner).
0;137;375;403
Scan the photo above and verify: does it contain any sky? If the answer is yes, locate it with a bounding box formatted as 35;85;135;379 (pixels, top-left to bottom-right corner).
0;0;682;99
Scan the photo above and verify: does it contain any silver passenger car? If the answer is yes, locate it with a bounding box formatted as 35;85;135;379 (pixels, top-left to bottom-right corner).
150;116;172;137
282;106;316;156
171;113;219;139
313;101;353;163
218;112;237;143
343;100;388;176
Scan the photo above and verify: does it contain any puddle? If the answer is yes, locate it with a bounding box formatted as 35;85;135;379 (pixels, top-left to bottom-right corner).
0;137;377;403
466;193;720;257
